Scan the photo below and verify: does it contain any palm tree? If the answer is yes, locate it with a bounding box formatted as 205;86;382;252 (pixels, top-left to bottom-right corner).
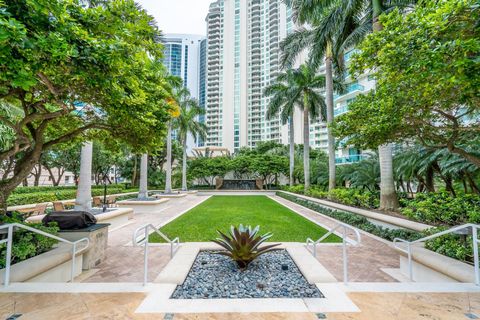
282;0;416;209
265;64;327;190
173;88;207;191
264;76;296;187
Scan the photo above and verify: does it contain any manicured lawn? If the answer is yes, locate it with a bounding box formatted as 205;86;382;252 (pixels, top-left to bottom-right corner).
150;195;341;243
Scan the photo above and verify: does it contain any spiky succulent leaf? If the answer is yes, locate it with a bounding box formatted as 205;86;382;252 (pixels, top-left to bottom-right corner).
212;225;280;269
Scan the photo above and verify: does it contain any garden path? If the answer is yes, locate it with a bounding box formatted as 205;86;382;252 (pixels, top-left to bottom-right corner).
80;194;210;283
271;195;400;282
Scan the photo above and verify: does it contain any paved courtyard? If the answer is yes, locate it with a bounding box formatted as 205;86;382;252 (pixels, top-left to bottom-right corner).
0;193;477;319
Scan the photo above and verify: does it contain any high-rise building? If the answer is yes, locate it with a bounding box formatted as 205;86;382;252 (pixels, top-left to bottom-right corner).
205;0;293;153
163;34;207;153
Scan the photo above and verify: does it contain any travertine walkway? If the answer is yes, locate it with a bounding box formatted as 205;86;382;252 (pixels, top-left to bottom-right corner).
1;291;477;319
271;195;400;282
80;194;210;283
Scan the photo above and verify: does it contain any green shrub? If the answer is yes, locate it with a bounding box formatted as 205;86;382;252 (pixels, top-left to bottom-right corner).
277;191;476;264
7;187;138;206
0;214;60;268
285;185;380;209
424;227;473;263
400;192;480;225
276;191;421;242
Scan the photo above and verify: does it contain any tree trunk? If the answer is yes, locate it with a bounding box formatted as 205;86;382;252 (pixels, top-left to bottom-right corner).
165;122;173;194
138;153;148;198
131;155;138;187
33;164;41;186
22;179;28;186
466;172;480;195
75;141;93;212
378;144;399;210
372;0;398;210
288;117;295;187
425;165;435;192
444;175;456;197
181;139;188;191
303;102;310;189
325;46;336;191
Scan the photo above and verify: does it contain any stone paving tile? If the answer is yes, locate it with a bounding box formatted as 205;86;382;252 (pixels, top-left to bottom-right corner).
80;195;209;283
0;292;476;319
272;196;400;282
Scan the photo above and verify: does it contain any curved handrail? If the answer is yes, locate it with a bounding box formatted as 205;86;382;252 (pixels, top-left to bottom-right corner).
306;222;361;284
0;223;90;287
393;223;480;285
132;223;180;286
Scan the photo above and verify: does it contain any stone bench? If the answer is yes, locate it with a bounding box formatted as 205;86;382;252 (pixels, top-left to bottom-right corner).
0;243;85;284
395;244;476;283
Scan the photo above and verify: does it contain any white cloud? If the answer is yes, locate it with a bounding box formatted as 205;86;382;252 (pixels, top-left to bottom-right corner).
136;0;212;35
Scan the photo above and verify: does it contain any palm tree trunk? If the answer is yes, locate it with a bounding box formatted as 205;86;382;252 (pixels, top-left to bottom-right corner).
181;139;188;191
165;121;173;194
303;101;310;189
289;117;295;187
372;2;398;210
138;153;148;198
378;144;399;210
75;141;93;212
325;45;336;191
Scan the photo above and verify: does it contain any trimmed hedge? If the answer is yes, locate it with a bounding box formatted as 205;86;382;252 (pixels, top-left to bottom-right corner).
283;186;380;209
7;187;138;206
277;191;474;263
12;184;129;195
277;191;421;242
400;192;480;225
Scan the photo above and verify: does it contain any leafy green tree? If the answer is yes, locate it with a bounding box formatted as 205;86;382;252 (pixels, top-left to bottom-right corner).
188;156;231;186
0;0;175;212
334;0;480;167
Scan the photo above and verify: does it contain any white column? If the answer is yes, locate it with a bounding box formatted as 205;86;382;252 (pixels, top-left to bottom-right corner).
75;141;93;211
165;122;172;194
138;153;148;198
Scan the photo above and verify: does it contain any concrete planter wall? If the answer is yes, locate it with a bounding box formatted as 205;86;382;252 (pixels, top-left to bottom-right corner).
117;198;169;215
0;244;83;284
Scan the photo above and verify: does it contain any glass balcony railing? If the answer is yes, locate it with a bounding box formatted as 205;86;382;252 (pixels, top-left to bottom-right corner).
334;105;349;116
335;154;365;165
334;82;365;101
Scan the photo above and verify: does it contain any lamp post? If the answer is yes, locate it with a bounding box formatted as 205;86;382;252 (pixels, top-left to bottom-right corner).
102;175;107;213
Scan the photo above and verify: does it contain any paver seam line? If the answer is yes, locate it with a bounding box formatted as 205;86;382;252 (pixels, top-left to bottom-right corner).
272;195;398;247
269;195;360;245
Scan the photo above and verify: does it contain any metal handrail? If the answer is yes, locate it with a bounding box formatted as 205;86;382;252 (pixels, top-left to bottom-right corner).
0;223;90;287
393;223;480;285
132;223;180;286
306;222;361;284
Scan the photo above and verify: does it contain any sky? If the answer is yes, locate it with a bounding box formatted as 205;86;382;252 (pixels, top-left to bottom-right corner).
136;0;213;36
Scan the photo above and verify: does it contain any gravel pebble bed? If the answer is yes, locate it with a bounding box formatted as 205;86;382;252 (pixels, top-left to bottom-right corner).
172;250;324;299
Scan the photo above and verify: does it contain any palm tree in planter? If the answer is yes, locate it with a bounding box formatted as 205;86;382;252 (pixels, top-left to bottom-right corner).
283;0;417;209
173;87;207;191
265;64;327;189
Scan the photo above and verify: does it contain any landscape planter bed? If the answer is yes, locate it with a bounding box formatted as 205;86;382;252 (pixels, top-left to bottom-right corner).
172;250;323;299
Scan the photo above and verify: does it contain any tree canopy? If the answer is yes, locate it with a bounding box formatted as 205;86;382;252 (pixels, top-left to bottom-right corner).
333;0;480;166
0;0;176;208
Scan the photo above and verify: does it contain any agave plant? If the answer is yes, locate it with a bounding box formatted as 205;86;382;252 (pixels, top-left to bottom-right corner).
212;225;280;270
